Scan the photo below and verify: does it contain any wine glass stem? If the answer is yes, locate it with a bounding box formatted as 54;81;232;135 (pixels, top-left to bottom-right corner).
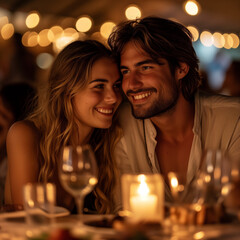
75;195;84;222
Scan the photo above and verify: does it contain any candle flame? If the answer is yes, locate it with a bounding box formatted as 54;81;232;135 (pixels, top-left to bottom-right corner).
171;176;178;188
137;179;150;197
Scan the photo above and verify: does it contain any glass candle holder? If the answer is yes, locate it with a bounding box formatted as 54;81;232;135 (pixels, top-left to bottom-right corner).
121;174;164;222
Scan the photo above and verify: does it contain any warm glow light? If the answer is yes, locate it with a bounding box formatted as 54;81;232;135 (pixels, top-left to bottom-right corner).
38;29;51;47
100;21;116;39
213;32;225;48
187;25;199;41
0;16;9;28
12;12;27;32
223;33;233;49
1;23;14;40
170;176;178;188
22;31;31;46
200;31;213;47
76;16;92;32
91;32;105;43
229;33;240;48
26;12;40;28
36;53;54;69
125;5;141;20
48;25;63;42
89;177;98;185
194;231;205;239
28;31;38;47
137;179;150;197
64;27;78;38
184;0;200;16
54;36;75;53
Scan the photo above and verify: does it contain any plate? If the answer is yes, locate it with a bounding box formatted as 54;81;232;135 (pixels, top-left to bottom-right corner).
75;215;119;237
0;206;70;219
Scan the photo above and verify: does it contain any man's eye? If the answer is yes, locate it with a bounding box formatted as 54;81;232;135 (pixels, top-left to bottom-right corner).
142;66;152;70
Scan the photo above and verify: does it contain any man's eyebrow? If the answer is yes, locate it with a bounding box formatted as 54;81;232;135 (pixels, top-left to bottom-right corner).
120;59;157;69
89;79;108;84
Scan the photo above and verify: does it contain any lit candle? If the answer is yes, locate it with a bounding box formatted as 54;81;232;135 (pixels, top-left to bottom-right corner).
130;176;157;218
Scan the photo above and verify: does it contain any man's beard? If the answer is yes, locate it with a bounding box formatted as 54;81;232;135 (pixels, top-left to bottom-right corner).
130;83;179;119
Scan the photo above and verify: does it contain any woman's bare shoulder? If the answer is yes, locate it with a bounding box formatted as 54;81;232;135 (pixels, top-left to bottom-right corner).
7;120;39;145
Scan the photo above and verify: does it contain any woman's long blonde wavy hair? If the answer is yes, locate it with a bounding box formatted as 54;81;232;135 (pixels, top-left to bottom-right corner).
28;40;122;213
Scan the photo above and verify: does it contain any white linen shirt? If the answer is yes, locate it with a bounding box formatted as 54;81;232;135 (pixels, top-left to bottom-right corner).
113;91;240;212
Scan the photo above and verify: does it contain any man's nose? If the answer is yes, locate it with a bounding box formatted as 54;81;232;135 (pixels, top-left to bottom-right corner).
124;72;143;90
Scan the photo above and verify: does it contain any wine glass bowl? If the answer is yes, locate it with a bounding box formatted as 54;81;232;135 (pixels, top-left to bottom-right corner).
222;158;240;219
167;149;232;225
198;149;231;204
59;145;98;218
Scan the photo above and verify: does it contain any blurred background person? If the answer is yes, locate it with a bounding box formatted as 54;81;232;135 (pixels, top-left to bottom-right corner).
0;82;37;206
219;60;240;97
0;33;37;86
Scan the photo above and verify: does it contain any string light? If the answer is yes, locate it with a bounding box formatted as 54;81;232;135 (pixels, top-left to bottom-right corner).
184;0;200;16
76;16;92;32
125;5;141;20
1;23;14;40
100;21;116;39
25;12;40;29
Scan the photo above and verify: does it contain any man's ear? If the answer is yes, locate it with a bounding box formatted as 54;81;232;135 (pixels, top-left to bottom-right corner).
175;62;189;80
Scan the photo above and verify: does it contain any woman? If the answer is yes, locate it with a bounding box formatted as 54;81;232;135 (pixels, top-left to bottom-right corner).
4;40;122;214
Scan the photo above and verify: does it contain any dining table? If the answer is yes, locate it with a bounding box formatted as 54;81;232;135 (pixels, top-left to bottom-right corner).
0;209;240;240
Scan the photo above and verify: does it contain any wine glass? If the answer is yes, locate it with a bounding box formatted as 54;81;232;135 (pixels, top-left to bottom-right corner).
197;149;231;205
59;144;98;221
222;157;240;220
166;149;231;225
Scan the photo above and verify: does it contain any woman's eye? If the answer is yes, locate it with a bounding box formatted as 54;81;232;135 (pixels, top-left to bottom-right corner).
121;69;129;75
114;81;122;89
94;84;104;89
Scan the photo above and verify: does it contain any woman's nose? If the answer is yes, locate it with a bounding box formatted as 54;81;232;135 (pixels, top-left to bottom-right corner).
104;89;118;104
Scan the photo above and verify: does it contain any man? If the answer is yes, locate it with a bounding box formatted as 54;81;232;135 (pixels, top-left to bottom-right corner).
108;17;240;209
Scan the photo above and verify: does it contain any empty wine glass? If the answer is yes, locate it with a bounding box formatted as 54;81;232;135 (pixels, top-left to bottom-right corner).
222;158;240;219
198;149;231;205
59;145;98;221
167;149;231;225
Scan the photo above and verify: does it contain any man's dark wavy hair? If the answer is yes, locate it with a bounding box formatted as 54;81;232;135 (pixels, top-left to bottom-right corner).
108;16;201;101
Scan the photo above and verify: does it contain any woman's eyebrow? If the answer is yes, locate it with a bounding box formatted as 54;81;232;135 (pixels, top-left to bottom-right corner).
89;79;108;84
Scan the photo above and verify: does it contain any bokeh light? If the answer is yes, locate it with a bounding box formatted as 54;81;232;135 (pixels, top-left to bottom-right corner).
212;32;225;48
223;34;233;49
125;5;141;20
184;0;200;16
48;25;63;42
229;33;240;48
1;23;14;40
187;25;199;41
36;53;54;69
200;31;213;47
27;31;38;47
12;11;27;32
38;29;51;47
0;16;9;29
76;16;92;32
26;12;40;28
100;21;116;39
